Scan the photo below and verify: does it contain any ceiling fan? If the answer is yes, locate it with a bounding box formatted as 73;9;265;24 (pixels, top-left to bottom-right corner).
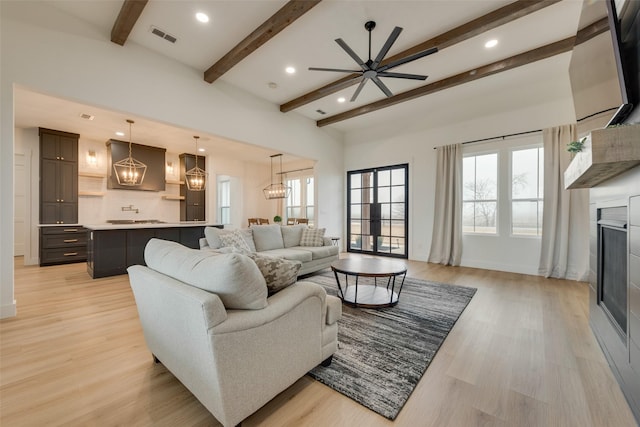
309;21;438;102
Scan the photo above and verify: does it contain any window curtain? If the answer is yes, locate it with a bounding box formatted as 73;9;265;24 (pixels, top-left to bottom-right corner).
538;124;589;280
428;143;462;266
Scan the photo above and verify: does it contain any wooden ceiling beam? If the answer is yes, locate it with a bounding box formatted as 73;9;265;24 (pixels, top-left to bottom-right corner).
111;0;148;46
204;0;322;84
316;16;609;127
316;37;576;127
280;0;562;113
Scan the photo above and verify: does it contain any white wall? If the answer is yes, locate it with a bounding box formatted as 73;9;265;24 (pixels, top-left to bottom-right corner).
344;80;579;275
0;1;344;318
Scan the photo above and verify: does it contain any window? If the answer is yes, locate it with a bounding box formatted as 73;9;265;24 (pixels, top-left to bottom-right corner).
285;174;314;226
463;153;498;234
511;146;543;236
217;178;231;225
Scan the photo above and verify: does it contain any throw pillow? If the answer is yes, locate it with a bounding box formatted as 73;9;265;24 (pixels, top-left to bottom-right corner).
251;224;285;252
281;224;307;248
247;253;301;295
144;239;267;310
219;229;252;252
238;228;257;252
299;227;325;247
204;226;231;249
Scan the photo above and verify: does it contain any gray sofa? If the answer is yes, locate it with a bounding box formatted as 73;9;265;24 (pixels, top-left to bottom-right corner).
201;224;339;276
128;238;342;427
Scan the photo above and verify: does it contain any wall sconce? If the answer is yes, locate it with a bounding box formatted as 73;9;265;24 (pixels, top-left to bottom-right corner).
166;161;174;175
87;150;97;165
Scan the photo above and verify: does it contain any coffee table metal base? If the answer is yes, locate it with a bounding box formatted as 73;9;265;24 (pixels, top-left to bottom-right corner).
331;258;407;308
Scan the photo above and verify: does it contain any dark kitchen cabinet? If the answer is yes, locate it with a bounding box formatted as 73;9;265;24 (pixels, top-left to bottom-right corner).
87;225;221;278
39;226;87;266
39;128;79;225
180;153;206;221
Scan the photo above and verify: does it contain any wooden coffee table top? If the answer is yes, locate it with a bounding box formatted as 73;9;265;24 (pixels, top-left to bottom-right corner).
331;258;407;277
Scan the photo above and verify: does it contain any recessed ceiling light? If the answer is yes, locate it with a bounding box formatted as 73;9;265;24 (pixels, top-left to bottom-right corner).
196;12;209;23
115;131;125;137
285;66;296;74
485;39;498;48
337;97;346;103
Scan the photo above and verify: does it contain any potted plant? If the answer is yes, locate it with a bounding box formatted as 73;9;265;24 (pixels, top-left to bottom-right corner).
273;215;282;224
567;137;586;154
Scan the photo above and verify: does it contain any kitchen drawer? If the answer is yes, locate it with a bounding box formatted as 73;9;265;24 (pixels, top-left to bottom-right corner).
40;247;87;265
41;226;86;235
41;233;87;249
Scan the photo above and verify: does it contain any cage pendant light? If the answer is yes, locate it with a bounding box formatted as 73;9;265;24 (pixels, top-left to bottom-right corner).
185;136;207;191
113;119;147;186
263;154;291;199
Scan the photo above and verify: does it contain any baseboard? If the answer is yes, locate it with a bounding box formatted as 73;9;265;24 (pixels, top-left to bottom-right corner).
460;259;539;276
1;301;17;319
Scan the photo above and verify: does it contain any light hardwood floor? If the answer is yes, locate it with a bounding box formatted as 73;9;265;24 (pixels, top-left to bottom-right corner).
1;255;637;427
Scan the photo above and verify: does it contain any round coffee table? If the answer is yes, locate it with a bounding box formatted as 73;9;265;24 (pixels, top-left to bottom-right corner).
331;258;407;308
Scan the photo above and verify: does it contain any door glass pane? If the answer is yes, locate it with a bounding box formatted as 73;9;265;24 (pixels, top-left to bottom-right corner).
390;220;405;237
350;173;361;189
361;204;371;219
391;237;405;255
391;203;405;220
378;170;390;186
379;220;391;238
377;236;391;253
362;172;374;189
391;168;405;185
350;234;362;249
391;185;405;202
378;186;390;203
350;220;361;235
380;203;391;220
351;204;361;219
350;189;361;204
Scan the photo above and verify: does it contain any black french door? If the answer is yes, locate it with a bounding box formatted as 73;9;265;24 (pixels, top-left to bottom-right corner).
347;164;408;258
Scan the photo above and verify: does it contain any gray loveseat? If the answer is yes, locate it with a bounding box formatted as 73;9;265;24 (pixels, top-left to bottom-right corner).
201;224;339;276
128;238;342;427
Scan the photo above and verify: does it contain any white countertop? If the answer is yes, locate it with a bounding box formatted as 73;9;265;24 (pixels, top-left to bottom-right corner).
83;222;221;230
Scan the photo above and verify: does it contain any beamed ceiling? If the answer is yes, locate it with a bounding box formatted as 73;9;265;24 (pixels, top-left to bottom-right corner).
104;0;591;128
16;0;598;143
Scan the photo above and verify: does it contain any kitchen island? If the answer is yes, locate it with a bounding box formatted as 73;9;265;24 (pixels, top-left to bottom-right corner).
85;221;223;278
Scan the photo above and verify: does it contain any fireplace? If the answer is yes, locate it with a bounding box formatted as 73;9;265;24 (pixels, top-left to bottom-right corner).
598;214;627;339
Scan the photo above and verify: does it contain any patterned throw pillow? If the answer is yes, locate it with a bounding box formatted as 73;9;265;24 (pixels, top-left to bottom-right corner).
219;230;252;252
247;253;301;294
299;227;325;247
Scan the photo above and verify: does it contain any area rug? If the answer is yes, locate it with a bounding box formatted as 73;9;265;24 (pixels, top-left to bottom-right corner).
305;272;476;420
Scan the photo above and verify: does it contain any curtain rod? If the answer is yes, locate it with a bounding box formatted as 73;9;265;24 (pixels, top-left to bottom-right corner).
432;107;619;149
276;167;314;175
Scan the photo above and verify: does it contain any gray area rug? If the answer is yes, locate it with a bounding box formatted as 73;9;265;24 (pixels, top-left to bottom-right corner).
305;272;476;420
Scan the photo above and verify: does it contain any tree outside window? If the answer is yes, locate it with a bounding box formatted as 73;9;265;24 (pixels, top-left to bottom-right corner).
463;153;498;234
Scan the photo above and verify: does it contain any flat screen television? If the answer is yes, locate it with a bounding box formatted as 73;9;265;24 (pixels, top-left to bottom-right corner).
606;0;640;125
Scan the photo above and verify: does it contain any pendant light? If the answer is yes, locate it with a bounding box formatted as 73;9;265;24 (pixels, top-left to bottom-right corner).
185;136;207;191
263;154;291;199
113;119;147;186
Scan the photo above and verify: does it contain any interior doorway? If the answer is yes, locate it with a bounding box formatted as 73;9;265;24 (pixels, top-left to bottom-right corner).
347;164;408;258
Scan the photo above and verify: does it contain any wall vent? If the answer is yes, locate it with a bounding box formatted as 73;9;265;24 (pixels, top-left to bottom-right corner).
150;26;177;44
79;113;95;121
316;109;327;115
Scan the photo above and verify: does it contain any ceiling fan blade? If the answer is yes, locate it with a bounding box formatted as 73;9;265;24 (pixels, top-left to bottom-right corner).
335;38;369;71
371;76;393;98
378;46;438;72
377;71;427;80
308;67;362;73
371;26;402;69
350;77;368;102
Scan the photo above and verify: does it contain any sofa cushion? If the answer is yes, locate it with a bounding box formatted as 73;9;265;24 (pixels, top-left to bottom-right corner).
239;228;257;252
219;229;252;252
247;253;301;295
204;227;231;249
251;224;285;252
281;224;307;248
300;228;325;247
144;239;267;310
295;244;339;260
259;248;313;263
